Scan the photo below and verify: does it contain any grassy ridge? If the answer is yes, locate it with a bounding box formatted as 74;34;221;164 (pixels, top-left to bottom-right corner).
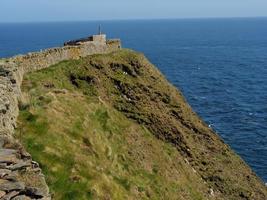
16;51;206;199
16;50;267;200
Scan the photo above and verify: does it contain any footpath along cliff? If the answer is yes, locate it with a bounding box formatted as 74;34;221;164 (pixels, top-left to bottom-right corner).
0;34;266;200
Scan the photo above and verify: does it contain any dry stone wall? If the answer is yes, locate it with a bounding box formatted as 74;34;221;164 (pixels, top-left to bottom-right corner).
0;39;121;199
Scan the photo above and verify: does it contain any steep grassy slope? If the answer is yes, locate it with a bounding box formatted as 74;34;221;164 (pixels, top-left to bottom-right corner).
16;49;267;200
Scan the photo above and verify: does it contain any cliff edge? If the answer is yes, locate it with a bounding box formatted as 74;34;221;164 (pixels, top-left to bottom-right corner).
15;49;267;199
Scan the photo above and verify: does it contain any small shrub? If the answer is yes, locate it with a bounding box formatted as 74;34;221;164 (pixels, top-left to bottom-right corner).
113;176;131;191
95;109;110;131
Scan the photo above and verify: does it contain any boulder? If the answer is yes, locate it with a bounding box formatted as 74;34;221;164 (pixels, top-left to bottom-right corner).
0;154;18;164
0;169;12;178
7;161;31;171
0;190;6;198
12;195;31;200
0;179;25;192
25;186;44;198
2;191;19;200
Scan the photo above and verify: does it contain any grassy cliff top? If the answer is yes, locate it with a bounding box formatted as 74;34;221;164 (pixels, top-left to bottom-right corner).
16;49;267;200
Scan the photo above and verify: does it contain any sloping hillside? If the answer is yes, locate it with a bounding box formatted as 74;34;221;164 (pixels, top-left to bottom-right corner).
16;49;267;199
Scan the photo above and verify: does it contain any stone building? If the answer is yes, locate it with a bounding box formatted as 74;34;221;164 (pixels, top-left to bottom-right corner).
64;26;109;46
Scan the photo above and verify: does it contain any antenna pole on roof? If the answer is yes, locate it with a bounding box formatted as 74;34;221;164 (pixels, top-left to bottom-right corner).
98;25;102;35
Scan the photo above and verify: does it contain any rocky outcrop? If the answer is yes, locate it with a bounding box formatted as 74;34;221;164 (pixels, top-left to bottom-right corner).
0;38;121;199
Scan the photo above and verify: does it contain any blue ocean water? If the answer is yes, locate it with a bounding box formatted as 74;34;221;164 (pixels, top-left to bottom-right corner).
0;18;267;182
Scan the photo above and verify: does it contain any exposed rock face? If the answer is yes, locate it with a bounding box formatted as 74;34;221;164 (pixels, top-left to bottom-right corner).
0;38;121;199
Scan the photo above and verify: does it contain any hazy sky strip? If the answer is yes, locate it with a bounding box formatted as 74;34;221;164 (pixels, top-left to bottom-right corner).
1;0;267;22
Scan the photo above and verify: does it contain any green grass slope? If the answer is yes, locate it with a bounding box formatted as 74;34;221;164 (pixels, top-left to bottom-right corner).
16;49;267;200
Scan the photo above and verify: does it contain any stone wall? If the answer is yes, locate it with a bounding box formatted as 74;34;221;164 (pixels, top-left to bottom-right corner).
0;38;121;199
9;39;121;75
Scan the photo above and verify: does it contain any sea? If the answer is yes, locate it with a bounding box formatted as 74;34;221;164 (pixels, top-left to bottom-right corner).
0;18;266;183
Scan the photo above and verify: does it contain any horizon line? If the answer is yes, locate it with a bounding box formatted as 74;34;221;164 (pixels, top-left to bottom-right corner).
1;16;267;24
